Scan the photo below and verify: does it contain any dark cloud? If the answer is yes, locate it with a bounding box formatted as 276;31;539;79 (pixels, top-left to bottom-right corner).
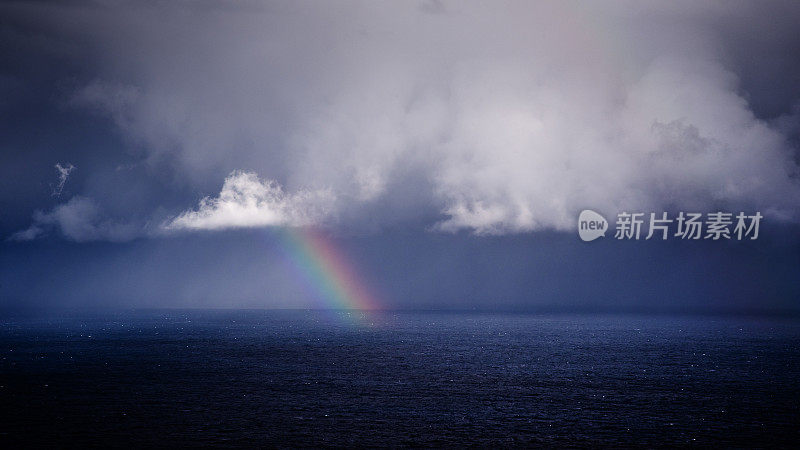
1;1;799;311
4;0;800;238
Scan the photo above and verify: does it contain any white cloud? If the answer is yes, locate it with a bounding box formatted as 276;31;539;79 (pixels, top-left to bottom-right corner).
431;56;800;233
9;225;44;242
10;196;138;242
164;171;334;231
52;162;75;197
15;1;800;235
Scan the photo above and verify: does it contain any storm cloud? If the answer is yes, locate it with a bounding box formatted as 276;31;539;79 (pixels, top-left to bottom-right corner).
2;0;800;312
4;0;800;239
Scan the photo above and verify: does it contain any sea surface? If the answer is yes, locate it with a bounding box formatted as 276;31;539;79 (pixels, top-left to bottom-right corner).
1;310;799;447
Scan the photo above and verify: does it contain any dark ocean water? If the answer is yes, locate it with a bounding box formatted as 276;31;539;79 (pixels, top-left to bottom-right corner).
1;310;799;447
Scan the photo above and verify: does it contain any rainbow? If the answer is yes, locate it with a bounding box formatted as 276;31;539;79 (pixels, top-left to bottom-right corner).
274;227;380;311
